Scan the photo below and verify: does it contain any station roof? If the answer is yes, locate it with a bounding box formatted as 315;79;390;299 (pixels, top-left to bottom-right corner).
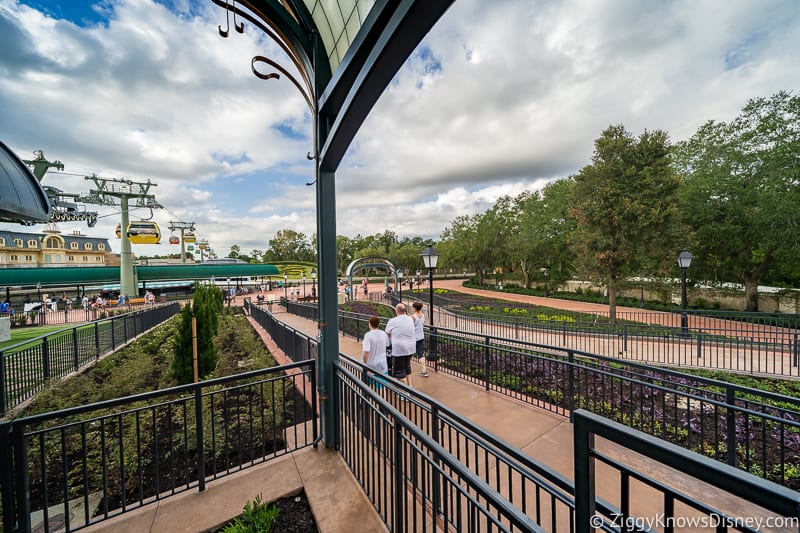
0;140;52;224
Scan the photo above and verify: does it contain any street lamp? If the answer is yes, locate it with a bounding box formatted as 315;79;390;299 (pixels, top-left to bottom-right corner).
302;272;306;299
397;269;404;303
311;268;317;300
283;273;288;299
421;245;440;362
541;266;549;298
421;245;440;327
677;250;693;336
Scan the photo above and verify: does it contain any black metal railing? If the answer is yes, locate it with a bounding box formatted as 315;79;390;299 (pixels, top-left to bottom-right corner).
434;307;800;377
434;329;800;489
335;361;545;532
248;303;800;531
0;303;181;415
283;296;800;377
573;409;800;533
281;304;800;489
0;360;317;533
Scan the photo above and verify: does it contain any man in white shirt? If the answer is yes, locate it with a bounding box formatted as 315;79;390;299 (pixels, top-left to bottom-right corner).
362;316;389;387
385;303;416;387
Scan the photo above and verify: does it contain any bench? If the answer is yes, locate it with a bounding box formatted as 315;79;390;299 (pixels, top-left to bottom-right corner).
109;297;147;306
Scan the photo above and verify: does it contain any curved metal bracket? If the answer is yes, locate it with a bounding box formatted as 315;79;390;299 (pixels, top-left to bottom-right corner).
218;0;244;37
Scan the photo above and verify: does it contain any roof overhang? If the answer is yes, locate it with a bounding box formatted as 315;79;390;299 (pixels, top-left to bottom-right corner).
0;140;52;224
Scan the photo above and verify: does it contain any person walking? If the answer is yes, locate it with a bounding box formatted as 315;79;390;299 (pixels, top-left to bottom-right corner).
385;303;416;388
362;315;389;387
411;301;429;376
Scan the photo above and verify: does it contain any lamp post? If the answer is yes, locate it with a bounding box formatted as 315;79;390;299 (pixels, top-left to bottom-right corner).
421;245;440;327
311;268;317;300
421;245;440;363
677;250;693;337
397;269;404;303
302;272;306;299
283;273;288;300
541;266;549;298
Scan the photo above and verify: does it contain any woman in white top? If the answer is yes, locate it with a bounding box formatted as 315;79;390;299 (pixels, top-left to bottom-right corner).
411;301;428;376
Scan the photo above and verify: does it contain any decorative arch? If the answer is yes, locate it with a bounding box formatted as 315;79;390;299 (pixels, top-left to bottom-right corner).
344;256;399;295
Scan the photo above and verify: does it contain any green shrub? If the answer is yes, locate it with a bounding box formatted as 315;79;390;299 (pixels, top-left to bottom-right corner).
221;494;279;533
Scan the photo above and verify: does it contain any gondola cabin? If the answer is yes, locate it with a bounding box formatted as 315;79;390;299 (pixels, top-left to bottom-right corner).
127;221;161;244
169;235;180;245
183;231;197;243
115;223;121;238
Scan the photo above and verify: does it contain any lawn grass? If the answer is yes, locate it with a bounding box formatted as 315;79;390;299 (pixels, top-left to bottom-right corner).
0;325;80;351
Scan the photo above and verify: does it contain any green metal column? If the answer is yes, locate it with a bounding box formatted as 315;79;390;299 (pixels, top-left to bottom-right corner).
316;167;339;448
119;196;136;297
180;228;186;264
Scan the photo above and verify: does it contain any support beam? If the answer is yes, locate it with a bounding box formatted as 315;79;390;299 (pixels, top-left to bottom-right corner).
316;168;339;447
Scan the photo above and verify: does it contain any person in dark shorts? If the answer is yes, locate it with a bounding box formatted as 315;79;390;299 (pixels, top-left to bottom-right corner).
385;303;416;387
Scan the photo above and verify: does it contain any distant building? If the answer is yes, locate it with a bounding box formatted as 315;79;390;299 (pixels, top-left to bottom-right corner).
0;225;113;268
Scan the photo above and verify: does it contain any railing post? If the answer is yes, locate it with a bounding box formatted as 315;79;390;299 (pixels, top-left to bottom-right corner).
42;337;50;379
0;353;6;415
94;321;100;357
430;405;442;517
568;350;576;422
393;421;405;533
110;316;116;350
0;421;14;532
195;382;206;492
573;412;596;533
484;336;490;391
73;327;79;371
697;333;702;359
794;333;798;368
726;386;737;467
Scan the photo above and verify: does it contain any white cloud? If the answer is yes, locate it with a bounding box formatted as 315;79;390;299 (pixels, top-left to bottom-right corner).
1;0;799;257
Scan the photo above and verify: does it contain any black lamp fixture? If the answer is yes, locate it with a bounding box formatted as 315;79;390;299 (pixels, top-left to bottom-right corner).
311;268;317;299
421;245;440;327
677;250;693;336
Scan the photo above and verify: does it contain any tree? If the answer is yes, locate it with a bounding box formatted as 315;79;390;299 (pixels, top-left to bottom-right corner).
171;284;223;384
570;125;681;320
673;91;800;311
440;213;495;285
509;179;576;289
227;245;241;259
266;229;314;262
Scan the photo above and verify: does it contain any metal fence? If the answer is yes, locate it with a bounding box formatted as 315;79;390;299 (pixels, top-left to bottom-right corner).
287;296;800;377
433;307;800;377
281;302;800;489
574;409;800;533
0;360;317;533
261;302;800;532
0;303;181;415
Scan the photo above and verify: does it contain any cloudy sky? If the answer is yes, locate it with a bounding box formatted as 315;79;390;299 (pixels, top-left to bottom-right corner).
1;0;798;259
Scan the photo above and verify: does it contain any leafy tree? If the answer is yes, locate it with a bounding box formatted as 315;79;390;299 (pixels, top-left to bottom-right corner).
266;229;314;262
440;213;495;285
249;249;263;263
227;245;241;259
570;125;681;320
673;91;800;311
171;284;223;384
509;179;576;289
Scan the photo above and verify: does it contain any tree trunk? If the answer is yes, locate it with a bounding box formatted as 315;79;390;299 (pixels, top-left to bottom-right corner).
608;282;617;323
744;278;759;312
